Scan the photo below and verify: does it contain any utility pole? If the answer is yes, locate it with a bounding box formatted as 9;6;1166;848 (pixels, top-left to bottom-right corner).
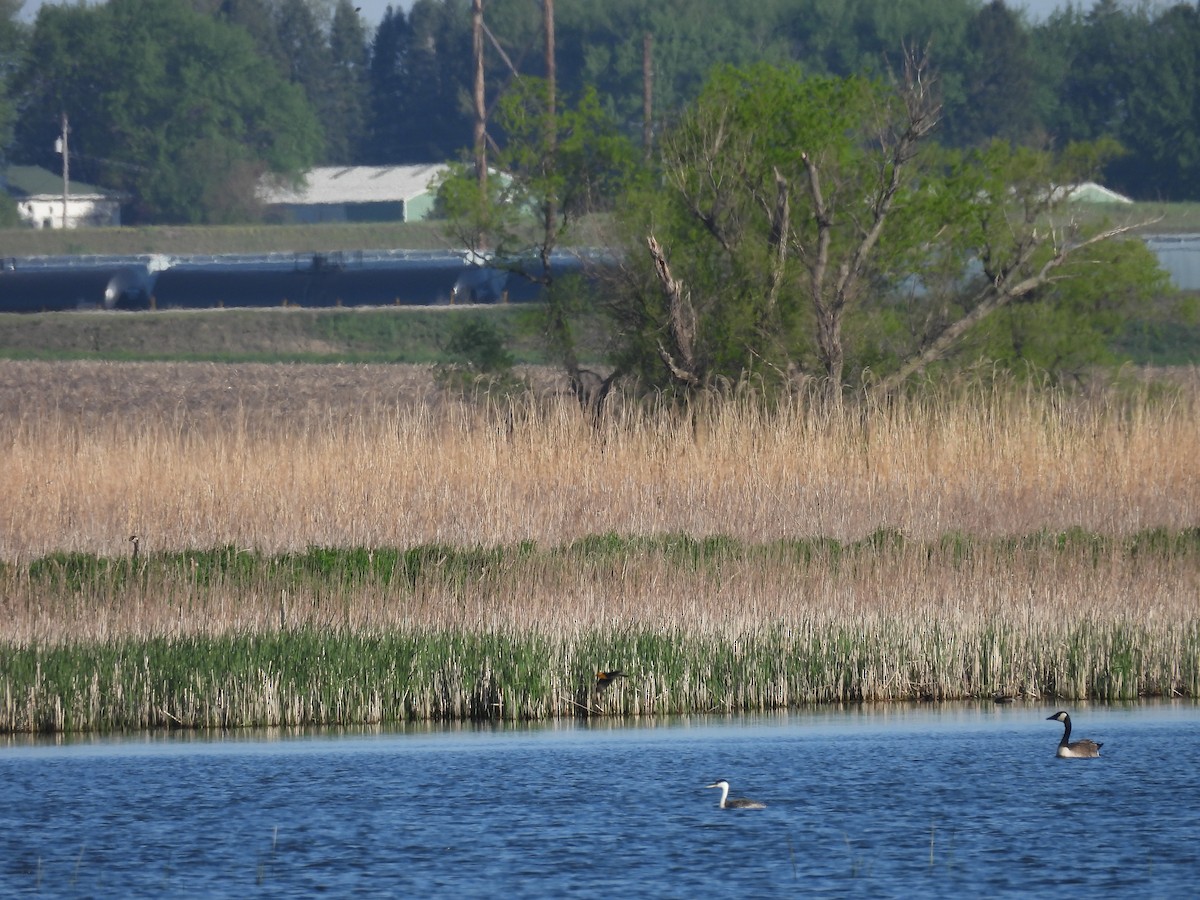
57;112;69;230
542;0;556;238
472;0;486;196
643;32;653;162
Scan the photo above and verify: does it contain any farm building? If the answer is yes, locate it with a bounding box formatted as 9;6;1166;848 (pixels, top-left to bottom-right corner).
1052;181;1134;205
3;165;122;229
258;164;449;224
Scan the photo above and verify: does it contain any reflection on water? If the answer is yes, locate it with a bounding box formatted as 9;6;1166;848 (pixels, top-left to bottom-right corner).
2;702;1198;897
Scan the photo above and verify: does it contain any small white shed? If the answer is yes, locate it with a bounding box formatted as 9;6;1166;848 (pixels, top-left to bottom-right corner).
3;165;122;229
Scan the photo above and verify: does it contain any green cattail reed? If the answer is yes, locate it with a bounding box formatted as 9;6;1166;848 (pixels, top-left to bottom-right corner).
2;617;1195;733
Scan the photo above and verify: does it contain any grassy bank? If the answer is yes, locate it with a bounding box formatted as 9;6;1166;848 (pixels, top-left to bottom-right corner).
0;203;1193;260
0;221;457;258
2;532;1199;732
0;305;566;365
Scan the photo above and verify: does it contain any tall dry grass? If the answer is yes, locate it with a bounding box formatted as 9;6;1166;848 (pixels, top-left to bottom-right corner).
2;361;1198;561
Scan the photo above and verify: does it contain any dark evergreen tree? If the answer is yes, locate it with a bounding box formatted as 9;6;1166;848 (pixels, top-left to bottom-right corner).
1043;0;1144;144
365;0;471;164
943;1;1038;147
403;0;472;161
326;0;370;163
1107;3;1200;199
275;0;334;159
1036;0;1199;199
0;0;24;225
365;5;412;163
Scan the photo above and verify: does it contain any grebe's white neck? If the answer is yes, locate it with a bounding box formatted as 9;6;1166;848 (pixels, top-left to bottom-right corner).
709;781;730;808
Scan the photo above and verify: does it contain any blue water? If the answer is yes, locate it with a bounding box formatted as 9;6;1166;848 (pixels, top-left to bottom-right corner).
1;703;1198;898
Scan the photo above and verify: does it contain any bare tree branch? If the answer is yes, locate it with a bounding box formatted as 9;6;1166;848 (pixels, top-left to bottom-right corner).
764;166;791;316
798;44;942;399
665;107;739;255
876;219;1158;394
648;234;702;387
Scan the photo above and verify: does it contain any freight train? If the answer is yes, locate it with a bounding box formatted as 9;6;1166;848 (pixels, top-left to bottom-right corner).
0;250;595;313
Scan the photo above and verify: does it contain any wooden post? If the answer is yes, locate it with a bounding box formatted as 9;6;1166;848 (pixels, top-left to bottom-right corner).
473;0;486;195
59;112;69;230
643;32;653;161
543;0;556;237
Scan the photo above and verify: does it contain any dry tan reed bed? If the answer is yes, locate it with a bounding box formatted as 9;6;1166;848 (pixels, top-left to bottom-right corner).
5;537;1200;643
3;360;1200;561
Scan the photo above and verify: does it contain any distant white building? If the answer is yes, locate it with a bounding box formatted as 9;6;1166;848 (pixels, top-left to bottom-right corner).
1052;181;1134;205
3;165;122;229
258;164;449;224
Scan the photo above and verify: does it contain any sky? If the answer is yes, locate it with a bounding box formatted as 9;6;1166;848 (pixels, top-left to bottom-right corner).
15;0;1152;30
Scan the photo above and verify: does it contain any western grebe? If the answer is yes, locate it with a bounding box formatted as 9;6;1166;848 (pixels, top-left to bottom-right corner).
1047;710;1103;758
706;779;766;810
595;670;626;691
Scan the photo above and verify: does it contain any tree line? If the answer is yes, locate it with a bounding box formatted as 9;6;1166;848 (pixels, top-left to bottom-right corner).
0;0;1197;224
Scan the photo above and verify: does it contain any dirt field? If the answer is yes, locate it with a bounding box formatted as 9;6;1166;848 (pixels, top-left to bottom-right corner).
0;358;568;426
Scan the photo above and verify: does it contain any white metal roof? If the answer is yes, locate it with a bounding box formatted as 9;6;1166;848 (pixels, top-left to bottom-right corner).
258;164;449;206
1051;181;1134;205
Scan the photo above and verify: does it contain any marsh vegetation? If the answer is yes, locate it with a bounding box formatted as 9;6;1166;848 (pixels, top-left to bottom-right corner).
2;360;1198;731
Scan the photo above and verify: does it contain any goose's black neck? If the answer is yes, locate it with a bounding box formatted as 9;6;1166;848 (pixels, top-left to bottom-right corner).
1058;716;1073;746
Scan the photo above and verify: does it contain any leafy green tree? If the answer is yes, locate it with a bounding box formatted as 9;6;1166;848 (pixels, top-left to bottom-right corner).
0;0;25;163
612;59;1157;400
214;0;284;67
612;58;942;397
11;0;322;224
950;238;1170;381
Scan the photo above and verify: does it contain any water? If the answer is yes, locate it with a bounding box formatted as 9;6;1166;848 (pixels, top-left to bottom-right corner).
1;703;1198;898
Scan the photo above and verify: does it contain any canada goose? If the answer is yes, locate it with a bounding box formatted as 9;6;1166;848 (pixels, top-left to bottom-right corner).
1047;710;1103;758
706;779;766;810
594;670;626;691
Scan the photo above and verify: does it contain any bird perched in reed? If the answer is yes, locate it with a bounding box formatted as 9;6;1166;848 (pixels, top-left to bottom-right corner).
594;670;626;692
1047;710;1103;758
